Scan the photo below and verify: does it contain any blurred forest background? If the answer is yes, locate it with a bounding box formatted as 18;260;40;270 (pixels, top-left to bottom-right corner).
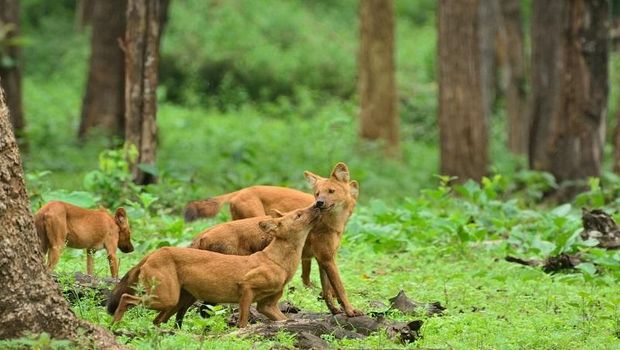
1;0;620;205
3;0;616;209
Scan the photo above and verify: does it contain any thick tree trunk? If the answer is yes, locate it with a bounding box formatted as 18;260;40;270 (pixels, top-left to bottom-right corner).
530;1;608;191
125;0;161;185
75;0;95;30
437;0;488;182
78;0;126;141
498;0;528;156
0;0;25;144
358;0;399;156
0;89;125;348
478;0;500;120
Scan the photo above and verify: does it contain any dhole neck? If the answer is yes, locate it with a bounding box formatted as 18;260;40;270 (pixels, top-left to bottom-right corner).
318;201;355;232
263;235;307;274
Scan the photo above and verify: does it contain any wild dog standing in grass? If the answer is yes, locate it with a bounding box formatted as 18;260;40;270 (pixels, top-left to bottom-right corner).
35;201;134;278
106;204;320;328
185;162;362;319
302;162;362;317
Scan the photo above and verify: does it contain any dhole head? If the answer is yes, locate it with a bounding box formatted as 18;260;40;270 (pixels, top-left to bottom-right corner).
259;205;320;240
304;162;359;211
114;207;134;253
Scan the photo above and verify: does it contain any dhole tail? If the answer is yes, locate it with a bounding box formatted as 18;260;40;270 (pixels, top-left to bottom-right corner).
183;191;238;222
106;259;146;315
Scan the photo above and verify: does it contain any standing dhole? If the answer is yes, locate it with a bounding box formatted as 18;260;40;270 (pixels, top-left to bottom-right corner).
106;204;320;328
183;162;362;318
35;201;134;278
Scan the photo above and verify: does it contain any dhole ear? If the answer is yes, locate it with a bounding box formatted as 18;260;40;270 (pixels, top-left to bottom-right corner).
349;180;359;199
115;207;127;224
330;162;350;182
267;209;286;218
259;219;278;233
304;171;321;187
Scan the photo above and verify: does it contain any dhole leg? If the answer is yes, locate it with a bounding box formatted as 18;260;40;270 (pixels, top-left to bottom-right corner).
174;291;197;329
257;291;286;321
47;245;62;271
154;307;179;326
301;258;313;288
154;290;194;327
113;293;142;323
106;248;119;279
86;249;95;276
319;259;363;317
318;266;341;314
238;287;255;328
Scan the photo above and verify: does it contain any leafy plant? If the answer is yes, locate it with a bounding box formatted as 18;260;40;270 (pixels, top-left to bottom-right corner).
83;144;141;208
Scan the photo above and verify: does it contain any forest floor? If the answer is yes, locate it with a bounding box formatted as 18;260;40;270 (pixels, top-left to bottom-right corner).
36;203;620;350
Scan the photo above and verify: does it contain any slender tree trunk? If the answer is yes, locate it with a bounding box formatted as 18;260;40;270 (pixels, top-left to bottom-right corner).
437;0;488;182
358;0;399;156
78;0;126;141
125;0;162;185
498;0;528;156
0;0;25;145
0;88;125;348
530;1;609;193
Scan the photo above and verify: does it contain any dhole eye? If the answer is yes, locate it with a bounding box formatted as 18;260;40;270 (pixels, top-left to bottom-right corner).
315;192;319;197
328;188;335;194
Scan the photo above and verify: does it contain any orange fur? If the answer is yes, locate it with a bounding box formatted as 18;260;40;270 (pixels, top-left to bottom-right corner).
187;163;362;318
107;205;320;328
34;201;133;278
184;186;314;221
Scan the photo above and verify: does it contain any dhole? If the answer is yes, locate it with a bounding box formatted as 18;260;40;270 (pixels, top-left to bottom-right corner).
184;185;314;222
184;163;362;318
106;204;320;328
35;201;134;278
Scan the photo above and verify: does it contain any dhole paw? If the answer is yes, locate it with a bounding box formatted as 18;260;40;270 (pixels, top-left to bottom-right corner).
329;306;344;315
303;281;316;289
345;308;364;317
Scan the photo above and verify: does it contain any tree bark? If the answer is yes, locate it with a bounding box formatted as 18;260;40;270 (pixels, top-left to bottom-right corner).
75;0;95;30
437;0;489;182
0;88;125;348
0;0;25;145
478;0;500;120
78;0;126;141
498;0;528;156
125;0;162;185
358;0;399;157
530;1;609;191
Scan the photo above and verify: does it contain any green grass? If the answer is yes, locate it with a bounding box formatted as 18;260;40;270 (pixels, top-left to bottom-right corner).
33;176;620;349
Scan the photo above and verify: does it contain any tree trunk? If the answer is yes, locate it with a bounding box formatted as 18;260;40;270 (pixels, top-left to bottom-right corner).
78;0;126;141
0;0;25;145
75;0;95;30
530;1;609;192
498;0;528;156
358;0;399;157
437;0;489;182
478;0;500;120
0;89;125;348
125;0;162;185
